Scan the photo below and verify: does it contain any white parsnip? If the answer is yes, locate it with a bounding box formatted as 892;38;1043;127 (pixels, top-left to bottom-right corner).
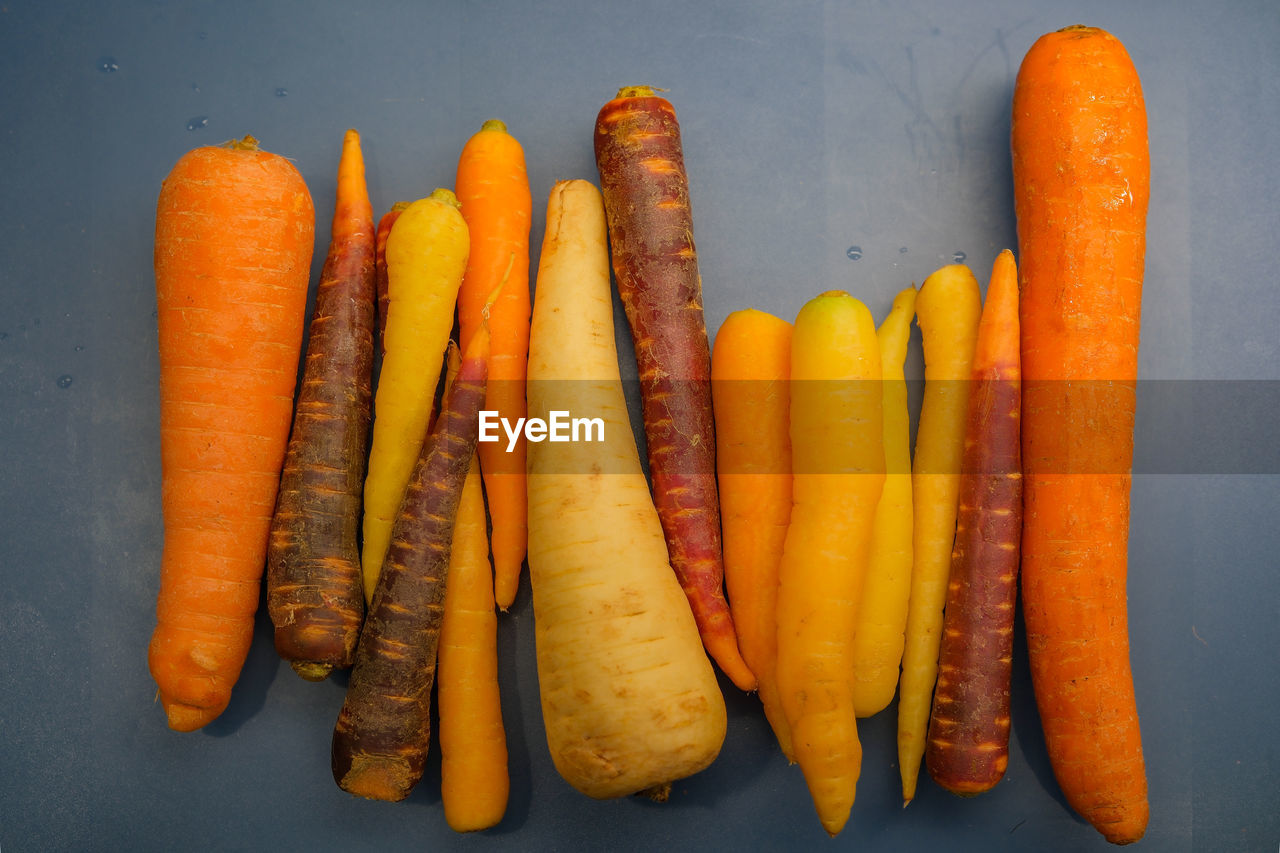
526;179;726;800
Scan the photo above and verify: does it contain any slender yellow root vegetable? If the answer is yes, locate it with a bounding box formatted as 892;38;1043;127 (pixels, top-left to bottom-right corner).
898;264;982;804
526;179;726;800
776;291;884;837
360;188;469;601
852;285;917;717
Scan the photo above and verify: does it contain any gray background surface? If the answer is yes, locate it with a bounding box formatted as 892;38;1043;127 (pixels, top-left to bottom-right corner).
2;1;1277;850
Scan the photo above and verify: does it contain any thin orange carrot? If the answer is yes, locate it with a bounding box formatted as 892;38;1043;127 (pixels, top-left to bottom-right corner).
437;341;509;832
712;308;794;758
267;128;374;682
148;135;314;731
455;118;532;610
1013;25;1150;844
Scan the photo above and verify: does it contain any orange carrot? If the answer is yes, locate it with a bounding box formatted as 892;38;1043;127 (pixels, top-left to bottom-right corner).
332;327;490;802
1013;25;1150;844
711;308;794;757
437;350;509;832
455;118;532;610
925;249;1021;795
267;129;374;682
374;202;409;354
595;85;755;692
148;135;314;731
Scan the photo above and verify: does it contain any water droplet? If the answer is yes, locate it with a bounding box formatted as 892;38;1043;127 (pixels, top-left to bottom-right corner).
899;247;908;254
98;57;119;73
275;87;289;98
192;83;200;92
0;332;8;340
75;345;85;352
846;245;863;261
953;251;967;263
57;375;74;389
186;116;209;131
198;31;208;40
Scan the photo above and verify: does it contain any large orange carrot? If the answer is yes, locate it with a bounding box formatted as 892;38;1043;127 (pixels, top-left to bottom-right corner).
332;327;490;802
148;135;314;731
595;86;755;692
925;249;1021;795
266;129;374;682
1013;25;1150;844
455;119;532;610
711;309;794;757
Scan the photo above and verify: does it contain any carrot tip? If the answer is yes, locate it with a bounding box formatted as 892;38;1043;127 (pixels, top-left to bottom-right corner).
479;118;508;133
291;661;334;682
163;700;220;732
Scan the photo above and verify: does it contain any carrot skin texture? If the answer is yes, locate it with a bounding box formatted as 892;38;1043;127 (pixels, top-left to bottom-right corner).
438;451;509;830
455;119;533;611
925;250;1022;795
1013;26;1150;844
851;285;917;717
266;129;374;681
149;136;314;731
438;339;508;831
776;291;884;836
331;331;489;802
527;180;726;799
712;309;794;758
374;202;408;354
898;264;982;802
595;86;755;692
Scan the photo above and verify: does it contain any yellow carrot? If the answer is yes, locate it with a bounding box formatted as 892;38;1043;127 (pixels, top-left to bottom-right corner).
776;291;884;836
852;285;917;717
898;264;982;804
438;342;509;832
360;188;469;602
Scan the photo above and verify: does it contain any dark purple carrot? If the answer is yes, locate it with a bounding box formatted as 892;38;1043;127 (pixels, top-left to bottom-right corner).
266;128;375;681
374;201;409;355
593;85;755;692
331;324;489;802
925;249;1022;795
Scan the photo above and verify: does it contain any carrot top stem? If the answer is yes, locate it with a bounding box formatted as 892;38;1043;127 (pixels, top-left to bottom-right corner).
617;85;659;98
224;134;260;151
429;187;461;210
